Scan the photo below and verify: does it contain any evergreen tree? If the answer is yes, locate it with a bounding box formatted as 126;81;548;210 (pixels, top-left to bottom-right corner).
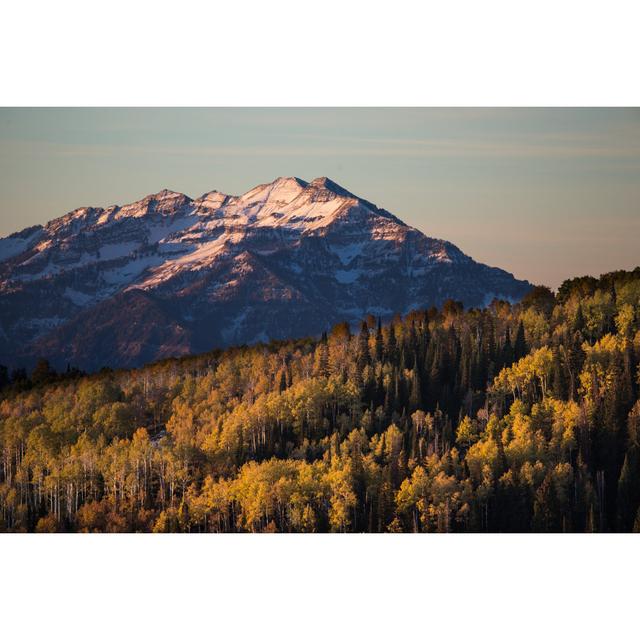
409;357;422;412
374;317;383;362
385;324;397;364
357;321;371;371
514;320;527;360
501;326;513;368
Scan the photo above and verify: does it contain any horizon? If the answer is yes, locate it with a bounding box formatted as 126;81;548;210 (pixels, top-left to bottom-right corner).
1;108;639;289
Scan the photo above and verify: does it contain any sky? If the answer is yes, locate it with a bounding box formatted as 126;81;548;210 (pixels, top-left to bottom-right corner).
0;107;638;289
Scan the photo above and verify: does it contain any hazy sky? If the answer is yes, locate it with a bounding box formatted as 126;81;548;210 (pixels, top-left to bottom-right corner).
0;108;638;289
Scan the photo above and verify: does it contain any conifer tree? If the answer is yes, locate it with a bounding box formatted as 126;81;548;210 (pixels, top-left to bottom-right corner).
374;317;383;362
385;324;397;364
409;357;422;412
357;321;371;371
514;320;527;360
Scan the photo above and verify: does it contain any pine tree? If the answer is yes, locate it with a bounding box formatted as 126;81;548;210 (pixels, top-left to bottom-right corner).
385;324;397;364
357;321;371;371
618;402;640;530
514;320;527;360
501;326;513;368
374;317;383;361
409;357;422;412
617;447;640;531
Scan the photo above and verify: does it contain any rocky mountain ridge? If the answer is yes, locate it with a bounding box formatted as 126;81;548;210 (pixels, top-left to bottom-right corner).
0;176;531;370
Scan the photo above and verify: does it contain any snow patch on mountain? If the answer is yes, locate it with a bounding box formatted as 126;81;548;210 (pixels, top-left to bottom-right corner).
103;255;167;286
239;177;307;207
98;242;140;260
330;242;367;266
335;269;363;284
64;287;94;307
0;227;43;263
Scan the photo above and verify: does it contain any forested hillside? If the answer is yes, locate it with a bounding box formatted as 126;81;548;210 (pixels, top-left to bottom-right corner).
1;268;639;533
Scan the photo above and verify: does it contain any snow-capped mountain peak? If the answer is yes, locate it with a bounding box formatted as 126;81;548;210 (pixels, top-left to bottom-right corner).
238;176;308;206
0;177;531;371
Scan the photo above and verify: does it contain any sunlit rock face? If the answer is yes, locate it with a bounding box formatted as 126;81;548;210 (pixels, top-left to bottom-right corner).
0;177;531;370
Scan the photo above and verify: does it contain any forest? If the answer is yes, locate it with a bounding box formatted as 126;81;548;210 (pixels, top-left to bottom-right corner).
1;267;640;533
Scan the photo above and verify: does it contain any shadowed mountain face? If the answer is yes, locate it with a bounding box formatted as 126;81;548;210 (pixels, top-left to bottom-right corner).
0;177;531;371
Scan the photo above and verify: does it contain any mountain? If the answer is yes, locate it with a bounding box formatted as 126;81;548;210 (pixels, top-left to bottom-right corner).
0;176;531;371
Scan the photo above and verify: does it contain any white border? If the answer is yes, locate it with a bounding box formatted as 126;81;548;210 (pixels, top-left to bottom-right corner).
1;1;639;106
1;533;638;639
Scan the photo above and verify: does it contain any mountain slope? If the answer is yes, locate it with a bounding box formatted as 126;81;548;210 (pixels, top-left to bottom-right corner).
0;176;531;370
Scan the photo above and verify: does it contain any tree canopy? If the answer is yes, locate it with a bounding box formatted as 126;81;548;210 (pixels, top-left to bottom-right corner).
1;267;639;532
